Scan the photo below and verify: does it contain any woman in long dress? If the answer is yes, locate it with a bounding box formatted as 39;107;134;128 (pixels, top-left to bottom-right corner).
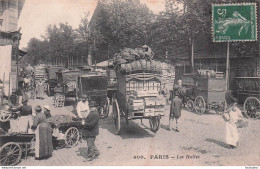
36;79;44;99
31;105;53;159
225;102;244;149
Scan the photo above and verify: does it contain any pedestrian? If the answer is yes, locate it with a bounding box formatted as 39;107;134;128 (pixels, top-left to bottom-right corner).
43;105;52;119
77;95;90;120
81;107;100;161
168;92;183;132
31;105;53;159
10;98;33;132
224;102;244;149
24;75;30;92
36;79;45;99
177;78;182;86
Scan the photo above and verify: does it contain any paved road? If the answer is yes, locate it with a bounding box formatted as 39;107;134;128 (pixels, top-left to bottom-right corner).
18;94;260;166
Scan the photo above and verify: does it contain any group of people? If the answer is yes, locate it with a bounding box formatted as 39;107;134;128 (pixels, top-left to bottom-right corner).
10;99;53;159
18;69;46;101
168;81;245;149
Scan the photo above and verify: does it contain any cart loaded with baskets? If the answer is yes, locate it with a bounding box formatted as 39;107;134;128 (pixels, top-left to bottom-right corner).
111;46;166;134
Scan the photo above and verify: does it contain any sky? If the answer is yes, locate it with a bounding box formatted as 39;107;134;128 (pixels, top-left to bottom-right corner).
18;0;165;49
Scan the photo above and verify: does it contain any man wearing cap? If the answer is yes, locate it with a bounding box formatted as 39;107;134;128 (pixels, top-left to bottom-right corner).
76;95;90;119
81;107;100;161
168;92;183;132
43;105;51;119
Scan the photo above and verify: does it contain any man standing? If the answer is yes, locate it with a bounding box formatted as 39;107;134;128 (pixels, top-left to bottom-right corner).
168;92;183;132
24;75;30;92
76;95;90;119
81;107;100;161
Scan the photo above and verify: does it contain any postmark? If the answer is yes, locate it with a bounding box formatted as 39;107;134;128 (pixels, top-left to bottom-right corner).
212;3;257;42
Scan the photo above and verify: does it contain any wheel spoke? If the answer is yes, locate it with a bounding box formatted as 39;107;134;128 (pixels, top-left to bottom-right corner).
0;156;7;162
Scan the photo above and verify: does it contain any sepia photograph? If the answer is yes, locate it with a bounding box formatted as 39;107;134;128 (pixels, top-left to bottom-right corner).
0;0;259;167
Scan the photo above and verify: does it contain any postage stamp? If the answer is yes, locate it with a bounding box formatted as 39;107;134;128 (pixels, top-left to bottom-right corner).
212;3;257;42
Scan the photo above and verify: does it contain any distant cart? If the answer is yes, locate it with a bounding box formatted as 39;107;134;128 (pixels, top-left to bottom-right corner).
232;77;260;119
56;69;79;100
112;59;166;134
46;66;63;96
193;77;227;115
175;74;227;115
77;73;109;118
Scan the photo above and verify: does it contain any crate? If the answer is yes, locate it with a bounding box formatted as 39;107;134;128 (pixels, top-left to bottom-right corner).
129;110;144;117
145;100;156;106
145;108;154;113
129;104;144;111
156;100;166;106
128;98;144;104
154;111;165;116
144;112;155;117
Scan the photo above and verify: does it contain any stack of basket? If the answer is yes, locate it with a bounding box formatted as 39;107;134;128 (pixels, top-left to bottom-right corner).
54;94;65;107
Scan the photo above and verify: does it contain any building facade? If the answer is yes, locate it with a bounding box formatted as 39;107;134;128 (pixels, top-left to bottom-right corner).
0;0;26;94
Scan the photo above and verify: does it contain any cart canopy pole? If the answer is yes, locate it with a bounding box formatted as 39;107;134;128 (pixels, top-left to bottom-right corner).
226;42;230;91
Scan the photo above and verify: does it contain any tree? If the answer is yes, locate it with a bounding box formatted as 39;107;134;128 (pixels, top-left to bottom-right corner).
90;0;154;62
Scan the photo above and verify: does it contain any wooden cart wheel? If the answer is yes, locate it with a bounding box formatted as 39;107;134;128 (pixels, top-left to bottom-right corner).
0;142;22;166
0;110;12;122
149;116;160;133
215;100;227;115
243;97;260;119
64;127;80;147
112;99;121;135
194;96;206;115
186;100;194;112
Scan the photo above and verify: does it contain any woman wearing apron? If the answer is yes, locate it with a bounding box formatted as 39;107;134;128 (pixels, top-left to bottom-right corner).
31;105;53;159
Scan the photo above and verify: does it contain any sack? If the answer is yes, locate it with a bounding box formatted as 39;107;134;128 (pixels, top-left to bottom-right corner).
222;113;230;122
235;120;248;128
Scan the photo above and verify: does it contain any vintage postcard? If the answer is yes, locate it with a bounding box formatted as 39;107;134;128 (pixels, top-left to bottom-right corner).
0;0;259;167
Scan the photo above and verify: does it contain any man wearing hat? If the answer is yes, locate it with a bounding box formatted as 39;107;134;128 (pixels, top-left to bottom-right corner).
43;105;52;119
168;92;183;132
76;95;90;119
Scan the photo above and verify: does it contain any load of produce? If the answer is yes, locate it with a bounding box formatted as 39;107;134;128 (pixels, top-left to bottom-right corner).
113;45;162;74
47;114;80;128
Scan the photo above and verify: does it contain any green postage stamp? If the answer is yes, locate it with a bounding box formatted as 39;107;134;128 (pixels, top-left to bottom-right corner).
212;3;257;42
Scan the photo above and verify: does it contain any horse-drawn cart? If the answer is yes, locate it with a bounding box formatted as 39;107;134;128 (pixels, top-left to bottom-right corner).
232;77;260;119
175;74;227;115
112;59;166;134
193;77;227;115
77;73;109;118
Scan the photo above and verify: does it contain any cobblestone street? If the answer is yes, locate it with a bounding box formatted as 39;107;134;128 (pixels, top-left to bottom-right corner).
18;95;260;166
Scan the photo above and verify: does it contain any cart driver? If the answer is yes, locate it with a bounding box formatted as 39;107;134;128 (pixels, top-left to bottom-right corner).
77;95;90;120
